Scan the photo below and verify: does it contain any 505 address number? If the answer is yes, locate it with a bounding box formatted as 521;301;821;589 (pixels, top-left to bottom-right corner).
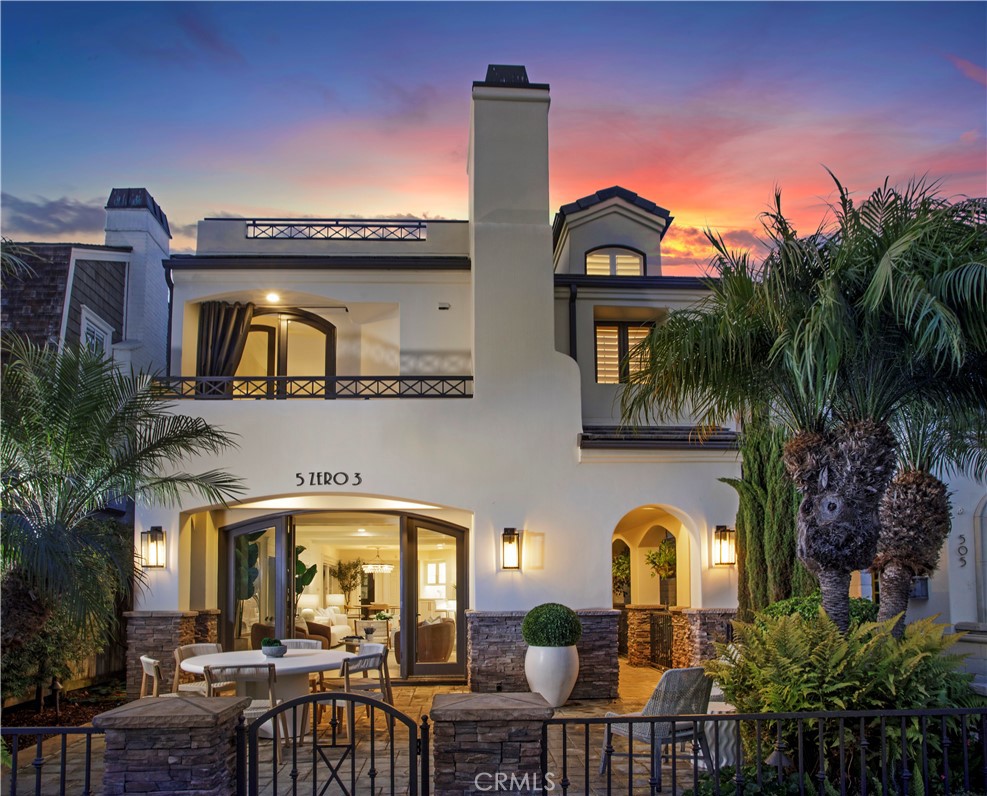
295;472;363;487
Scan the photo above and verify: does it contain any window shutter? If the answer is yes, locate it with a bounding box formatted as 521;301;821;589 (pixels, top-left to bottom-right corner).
595;325;621;384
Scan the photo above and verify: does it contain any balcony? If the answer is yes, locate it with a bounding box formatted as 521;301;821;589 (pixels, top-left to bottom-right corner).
153;375;474;400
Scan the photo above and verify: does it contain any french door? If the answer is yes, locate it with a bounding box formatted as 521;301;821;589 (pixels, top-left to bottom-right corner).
400;516;467;678
221;515;296;650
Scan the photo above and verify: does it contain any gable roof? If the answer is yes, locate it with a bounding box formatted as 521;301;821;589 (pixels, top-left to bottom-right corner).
552;186;674;248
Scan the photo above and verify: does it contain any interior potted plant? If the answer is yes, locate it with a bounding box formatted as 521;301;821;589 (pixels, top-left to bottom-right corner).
521;602;582;707
645;537;677;605
261;637;287;658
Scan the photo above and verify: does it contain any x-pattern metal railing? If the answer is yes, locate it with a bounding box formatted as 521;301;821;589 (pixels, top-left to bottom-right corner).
246;220;426;241
153;376;473;400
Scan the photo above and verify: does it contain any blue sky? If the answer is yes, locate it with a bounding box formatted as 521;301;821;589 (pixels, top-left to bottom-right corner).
2;2;985;266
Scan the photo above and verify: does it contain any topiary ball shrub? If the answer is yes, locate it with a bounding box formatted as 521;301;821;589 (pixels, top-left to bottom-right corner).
758;590;878;626
522;603;582;647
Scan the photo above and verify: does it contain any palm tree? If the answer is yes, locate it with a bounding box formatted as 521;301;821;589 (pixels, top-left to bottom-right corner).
875;402;987;636
1;336;244;703
622;176;986;632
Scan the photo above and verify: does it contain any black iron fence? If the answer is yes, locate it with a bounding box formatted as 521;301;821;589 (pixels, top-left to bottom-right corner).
153;375;473;400
543;707;987;796
1;726;104;796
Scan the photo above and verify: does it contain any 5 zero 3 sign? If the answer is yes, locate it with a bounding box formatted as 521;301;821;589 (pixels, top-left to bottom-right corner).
295;472;363;486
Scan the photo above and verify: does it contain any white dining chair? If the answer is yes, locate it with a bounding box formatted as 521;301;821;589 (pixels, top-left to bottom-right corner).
139;656;180;698
173;643;235;696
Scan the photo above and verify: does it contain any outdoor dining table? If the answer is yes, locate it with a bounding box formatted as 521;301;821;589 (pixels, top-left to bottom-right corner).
181;648;354;736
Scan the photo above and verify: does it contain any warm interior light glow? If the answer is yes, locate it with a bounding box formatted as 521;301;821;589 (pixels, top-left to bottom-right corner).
362;546;394;574
141;526;166;569
265;292;280;303
326;593;346;607
502;528;521;570
713;525;736;566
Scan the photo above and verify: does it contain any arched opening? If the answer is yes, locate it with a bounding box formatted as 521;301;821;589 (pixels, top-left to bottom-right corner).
612;505;694;608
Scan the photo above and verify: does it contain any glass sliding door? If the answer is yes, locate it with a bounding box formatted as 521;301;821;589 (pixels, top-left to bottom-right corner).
400;517;467;677
221;515;294;650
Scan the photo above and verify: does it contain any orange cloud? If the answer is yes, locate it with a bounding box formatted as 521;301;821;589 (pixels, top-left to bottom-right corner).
948;55;987;86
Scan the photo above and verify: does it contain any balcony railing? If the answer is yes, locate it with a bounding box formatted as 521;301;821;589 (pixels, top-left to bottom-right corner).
153;376;473;400
245;219;426;241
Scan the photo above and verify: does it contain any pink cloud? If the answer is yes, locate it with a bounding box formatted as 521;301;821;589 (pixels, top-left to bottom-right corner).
948;55;987;87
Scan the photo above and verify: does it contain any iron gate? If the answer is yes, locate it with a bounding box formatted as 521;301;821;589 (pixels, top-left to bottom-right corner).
648;610;673;669
237;692;429;796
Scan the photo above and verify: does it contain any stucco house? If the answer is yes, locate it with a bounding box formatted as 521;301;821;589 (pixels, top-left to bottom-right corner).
124;65;986;697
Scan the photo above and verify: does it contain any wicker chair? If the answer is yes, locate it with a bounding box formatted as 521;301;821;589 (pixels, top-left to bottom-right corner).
204;663;289;764
172;643;235;696
598;667;713;785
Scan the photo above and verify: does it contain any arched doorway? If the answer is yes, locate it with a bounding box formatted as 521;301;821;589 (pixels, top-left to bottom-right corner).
612;505;694;608
217;509;468;679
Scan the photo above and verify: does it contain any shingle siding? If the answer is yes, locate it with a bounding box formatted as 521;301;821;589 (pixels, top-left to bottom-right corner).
0;244;71;345
66;259;127;346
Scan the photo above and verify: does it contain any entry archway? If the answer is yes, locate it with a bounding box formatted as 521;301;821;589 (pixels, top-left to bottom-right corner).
612;505;699;608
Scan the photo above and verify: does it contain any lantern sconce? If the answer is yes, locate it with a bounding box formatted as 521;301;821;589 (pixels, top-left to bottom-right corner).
713;525;736;566
141;526;167;569
502;528;522;571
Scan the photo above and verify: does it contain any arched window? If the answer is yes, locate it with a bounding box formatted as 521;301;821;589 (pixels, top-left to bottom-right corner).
585;246;645;277
235;308;336;396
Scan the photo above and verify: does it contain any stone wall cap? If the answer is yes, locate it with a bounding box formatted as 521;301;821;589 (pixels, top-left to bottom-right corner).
680;608;738;615
466;608;617;617
123;610;199;618
93;696;252;729
429;692;554;722
196;608;222;615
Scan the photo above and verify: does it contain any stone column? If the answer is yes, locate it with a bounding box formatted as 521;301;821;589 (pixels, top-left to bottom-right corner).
195;608;221;643
625;605;661;667
680;608;737;666
430;693;553;796
466;609;619;698
94;696;251;796
124;610;197;699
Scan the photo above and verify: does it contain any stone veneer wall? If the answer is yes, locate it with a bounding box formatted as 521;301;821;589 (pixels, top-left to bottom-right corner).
430;692;553;796
194;608;221;643
94;696;249;796
466;609;619;699
123;610;197;699
626;606;736;669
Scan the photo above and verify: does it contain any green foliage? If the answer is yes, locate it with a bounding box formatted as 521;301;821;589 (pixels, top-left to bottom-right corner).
521;603;582;647
611;551;631;596
261;637;281;646
328;559;364;604
234;531;265;602
644;539;676;579
705;611;982;789
723;415;815;621
760;591;877;626
374;611;392;620
685;767;819;796
293;545;318;610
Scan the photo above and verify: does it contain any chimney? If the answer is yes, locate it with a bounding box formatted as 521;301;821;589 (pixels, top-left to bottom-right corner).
104;188;172;373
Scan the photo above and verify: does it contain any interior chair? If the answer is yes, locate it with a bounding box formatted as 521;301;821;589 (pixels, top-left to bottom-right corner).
393;618;455;665
598;667;713;786
139;655;180;698
204;663;290;764
172;643;235;696
308;607;352;647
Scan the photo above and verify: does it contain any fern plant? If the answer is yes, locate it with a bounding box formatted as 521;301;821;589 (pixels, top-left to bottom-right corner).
706;612;983;792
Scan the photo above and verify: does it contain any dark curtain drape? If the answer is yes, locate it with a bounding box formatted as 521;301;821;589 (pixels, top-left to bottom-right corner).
196;301;255;380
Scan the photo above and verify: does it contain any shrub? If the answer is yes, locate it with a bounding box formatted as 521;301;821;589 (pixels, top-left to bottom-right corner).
705;612;983;790
261;637;282;646
521;603;582;647
759;590;877;626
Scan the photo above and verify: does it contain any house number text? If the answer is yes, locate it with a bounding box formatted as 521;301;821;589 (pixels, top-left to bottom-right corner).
296;472;363;487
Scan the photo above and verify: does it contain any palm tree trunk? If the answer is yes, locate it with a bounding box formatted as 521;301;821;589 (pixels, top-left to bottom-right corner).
876;561;912;638
784;422;897;633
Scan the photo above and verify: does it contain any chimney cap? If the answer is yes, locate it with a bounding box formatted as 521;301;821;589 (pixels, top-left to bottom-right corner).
474;64;549;91
105;188;171;238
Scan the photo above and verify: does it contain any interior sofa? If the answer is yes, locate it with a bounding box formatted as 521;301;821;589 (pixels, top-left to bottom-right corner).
250;621;329;650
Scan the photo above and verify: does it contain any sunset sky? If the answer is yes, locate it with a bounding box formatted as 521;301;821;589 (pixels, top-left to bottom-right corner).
2;2;985;271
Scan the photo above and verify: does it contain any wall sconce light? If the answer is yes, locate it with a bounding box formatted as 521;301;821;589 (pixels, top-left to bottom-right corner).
502;528;521;570
141;526;167;569
713;525;736;566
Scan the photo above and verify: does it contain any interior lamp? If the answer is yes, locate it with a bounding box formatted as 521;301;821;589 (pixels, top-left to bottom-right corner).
713;525;737;566
141;526;167;569
502;528;521;570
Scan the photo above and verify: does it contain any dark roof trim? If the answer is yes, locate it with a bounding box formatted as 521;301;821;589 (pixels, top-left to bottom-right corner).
555;274;712;291
553;186;674;248
14;242;132;252
579;426;739;451
164;255;471;271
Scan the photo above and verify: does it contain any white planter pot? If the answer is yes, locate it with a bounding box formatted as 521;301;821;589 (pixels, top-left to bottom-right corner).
524;645;579;707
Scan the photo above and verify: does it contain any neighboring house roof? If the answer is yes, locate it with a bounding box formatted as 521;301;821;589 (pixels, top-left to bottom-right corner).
579;425;739;451
554;274;710;290
106;188;171;238
473;64;549;91
552;186;674;248
9;242;132;252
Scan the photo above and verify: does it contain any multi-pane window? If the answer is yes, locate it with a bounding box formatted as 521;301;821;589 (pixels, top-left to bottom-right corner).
595;321;653;383
585;247;644;277
80;306;114;357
